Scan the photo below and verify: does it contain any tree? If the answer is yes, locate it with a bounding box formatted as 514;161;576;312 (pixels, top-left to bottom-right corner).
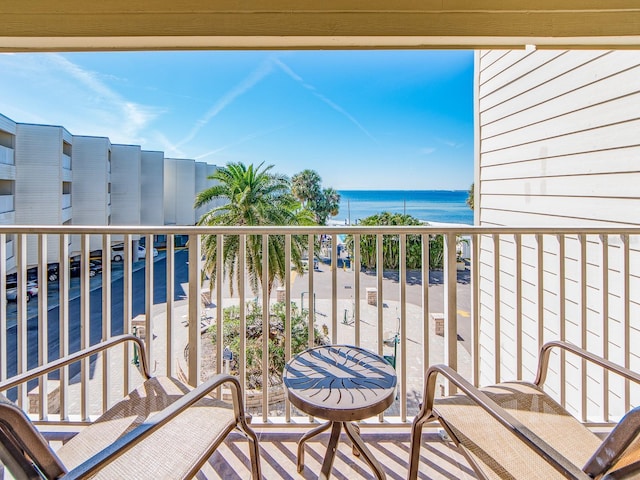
195;162;314;295
291;169;341;225
467;183;474;210
345;212;445;270
291;169;321;208
314;187;341;225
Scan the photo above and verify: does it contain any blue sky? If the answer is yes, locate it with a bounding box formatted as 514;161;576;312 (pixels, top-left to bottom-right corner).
0;50;474;190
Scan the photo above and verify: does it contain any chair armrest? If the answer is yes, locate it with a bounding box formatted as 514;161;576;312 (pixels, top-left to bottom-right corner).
62;373;247;480
0;335;151;392
534;341;640;387
421;364;591;480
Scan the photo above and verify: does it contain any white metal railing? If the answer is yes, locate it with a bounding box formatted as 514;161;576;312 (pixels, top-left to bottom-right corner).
0;146;14;165
62;153;71;170
0;194;13;213
61;194;71;209
0;225;638;429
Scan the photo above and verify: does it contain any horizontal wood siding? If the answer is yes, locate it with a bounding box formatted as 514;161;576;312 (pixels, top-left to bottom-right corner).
110;144;141;226
141;151;164;226
14;123;67;263
477;50;640;420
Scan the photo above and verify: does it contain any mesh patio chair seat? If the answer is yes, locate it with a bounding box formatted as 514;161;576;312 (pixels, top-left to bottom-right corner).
0;335;262;479
408;341;640;480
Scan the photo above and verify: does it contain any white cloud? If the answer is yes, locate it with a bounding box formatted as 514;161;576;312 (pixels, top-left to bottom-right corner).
420;147;436;155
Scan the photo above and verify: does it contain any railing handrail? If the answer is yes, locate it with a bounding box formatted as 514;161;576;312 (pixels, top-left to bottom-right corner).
0;225;639;235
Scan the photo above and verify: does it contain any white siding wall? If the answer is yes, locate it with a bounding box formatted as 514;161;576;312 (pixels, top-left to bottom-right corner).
15;123;70;264
141;150;164;225
164;158;195;226
476;50;640;421
71;135;111;252
110;144;141;226
194;161;207;223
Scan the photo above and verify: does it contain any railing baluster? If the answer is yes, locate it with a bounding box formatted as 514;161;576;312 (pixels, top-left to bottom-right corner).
399;233;407;422
37;234;48;419
471;233;479;386
558;234;566;409
123;234;132;393
80;234;90;420
262;234;269;422
187;233;201;387
444;233;458;394
308;234;315;348
16;233;26;408
601;234;609;421
354;234;361;347
284;234;291;421
144;233;154;371
491;233;500;384
215;235;222;384
166;234;174;378
239;234;247;405
536;234;545;350
59;233;69;420
331;233;337;345
622;234;630;413
579;234;587;421
377;233;384;422
101;233;111;412
421;234;430;386
515;234;522;380
0;233;5;383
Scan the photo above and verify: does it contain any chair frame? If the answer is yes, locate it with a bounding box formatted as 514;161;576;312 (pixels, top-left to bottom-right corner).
408;340;640;480
0;334;262;479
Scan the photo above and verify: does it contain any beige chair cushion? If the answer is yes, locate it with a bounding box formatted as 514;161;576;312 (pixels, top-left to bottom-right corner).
434;381;602;480
56;376;236;479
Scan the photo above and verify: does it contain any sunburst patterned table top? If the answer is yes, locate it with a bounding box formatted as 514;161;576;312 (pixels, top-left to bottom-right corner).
283;345;397;422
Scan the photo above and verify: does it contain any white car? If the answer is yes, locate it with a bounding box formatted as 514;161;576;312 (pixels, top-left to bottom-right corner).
111;244;159;261
6;281;38;302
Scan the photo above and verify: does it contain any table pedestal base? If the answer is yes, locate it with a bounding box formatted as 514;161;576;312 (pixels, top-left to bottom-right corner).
297;421;386;480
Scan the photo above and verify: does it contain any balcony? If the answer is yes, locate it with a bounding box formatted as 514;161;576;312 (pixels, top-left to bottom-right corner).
0;194;14;214
62;153;72;170
0;145;14;166
0;224;637;478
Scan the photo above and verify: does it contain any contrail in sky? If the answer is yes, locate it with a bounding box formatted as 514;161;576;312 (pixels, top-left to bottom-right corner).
177;59;274;148
273;58;376;142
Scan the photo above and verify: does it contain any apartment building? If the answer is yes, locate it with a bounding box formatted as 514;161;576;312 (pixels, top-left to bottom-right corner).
141;150;164;226
71;135;112;252
164;157;195;226
0;114;16;273
14;123;73;265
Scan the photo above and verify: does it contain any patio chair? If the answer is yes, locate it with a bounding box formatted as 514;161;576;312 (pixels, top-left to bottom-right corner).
0;334;262;479
408;340;640;480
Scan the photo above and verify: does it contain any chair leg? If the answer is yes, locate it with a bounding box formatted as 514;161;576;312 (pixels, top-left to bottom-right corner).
238;421;262;480
407;411;435;480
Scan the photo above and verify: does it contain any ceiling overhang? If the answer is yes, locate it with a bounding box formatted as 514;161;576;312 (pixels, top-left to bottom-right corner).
1;1;640;51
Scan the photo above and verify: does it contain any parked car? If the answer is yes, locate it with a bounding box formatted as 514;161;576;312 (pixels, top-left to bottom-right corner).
69;259;102;277
111;243;158;261
6;281;38;302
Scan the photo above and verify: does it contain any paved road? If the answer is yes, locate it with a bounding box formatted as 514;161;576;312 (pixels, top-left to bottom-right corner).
4;250;189;393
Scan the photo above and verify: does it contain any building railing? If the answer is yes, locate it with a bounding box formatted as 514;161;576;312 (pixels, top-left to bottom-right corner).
0;225;638;429
62;154;71;170
0;194;14;214
0;146;14;166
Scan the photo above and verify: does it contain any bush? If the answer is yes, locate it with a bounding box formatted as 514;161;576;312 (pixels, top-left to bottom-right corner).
209;301;329;390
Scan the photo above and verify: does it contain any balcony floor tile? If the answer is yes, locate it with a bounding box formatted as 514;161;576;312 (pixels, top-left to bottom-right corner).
199;429;477;479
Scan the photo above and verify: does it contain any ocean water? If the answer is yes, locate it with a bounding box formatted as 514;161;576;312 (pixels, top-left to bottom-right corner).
334;190;473;225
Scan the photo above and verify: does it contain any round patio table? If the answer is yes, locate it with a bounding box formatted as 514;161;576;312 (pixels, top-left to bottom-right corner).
283;345;397;480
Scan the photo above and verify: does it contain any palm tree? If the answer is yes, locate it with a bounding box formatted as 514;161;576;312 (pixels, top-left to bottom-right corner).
291;169;321;208
196;162;314;295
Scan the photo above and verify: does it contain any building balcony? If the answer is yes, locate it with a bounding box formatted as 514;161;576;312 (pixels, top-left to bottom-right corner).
0;224;637;478
0;194;14;214
62;153;71;170
0;145;14;166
